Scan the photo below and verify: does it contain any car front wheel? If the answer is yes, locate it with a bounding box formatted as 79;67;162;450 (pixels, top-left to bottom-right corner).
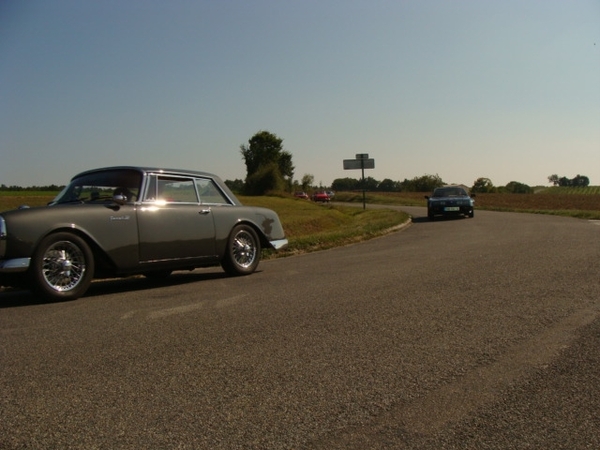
221;224;261;276
29;232;94;301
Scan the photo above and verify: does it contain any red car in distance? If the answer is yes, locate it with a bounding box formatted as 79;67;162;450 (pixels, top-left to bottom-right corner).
293;192;309;200
312;192;330;203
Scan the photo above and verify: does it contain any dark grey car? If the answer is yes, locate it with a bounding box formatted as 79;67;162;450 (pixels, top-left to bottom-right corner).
425;186;475;220
0;167;288;300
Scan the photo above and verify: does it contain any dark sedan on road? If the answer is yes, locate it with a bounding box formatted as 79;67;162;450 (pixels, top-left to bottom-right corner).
425;186;475;220
0;166;288;301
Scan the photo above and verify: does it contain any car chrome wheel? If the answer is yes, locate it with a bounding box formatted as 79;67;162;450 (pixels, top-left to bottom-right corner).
232;229;257;268
41;241;87;291
222;225;261;275
30;233;94;301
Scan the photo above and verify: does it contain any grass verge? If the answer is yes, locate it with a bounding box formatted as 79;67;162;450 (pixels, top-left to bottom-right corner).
239;196;410;257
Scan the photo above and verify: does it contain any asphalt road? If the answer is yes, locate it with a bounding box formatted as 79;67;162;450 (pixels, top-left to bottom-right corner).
2;207;599;449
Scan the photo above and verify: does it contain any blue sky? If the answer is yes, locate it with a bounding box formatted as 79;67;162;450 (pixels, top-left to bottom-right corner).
1;0;599;188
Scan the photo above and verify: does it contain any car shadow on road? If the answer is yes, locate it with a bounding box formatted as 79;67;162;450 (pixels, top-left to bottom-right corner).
0;269;235;308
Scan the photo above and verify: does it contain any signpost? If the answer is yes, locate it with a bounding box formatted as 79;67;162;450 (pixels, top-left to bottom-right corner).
343;154;375;209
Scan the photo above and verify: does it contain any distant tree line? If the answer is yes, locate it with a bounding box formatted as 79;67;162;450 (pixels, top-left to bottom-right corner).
470;178;534;194
331;174;445;192
547;174;590;187
0;184;65;191
331;175;536;194
226;171;593;196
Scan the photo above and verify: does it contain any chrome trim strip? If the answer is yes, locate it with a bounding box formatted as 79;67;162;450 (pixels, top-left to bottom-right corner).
269;239;288;251
0;257;31;273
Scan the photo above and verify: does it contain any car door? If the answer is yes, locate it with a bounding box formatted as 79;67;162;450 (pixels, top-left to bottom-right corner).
137;175;216;262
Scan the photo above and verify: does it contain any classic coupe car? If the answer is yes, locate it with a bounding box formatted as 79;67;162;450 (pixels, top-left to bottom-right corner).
425;186;475;220
0;167;288;300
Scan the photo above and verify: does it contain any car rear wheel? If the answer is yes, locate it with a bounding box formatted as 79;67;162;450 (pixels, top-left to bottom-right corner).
29;232;94;301
221;224;261;276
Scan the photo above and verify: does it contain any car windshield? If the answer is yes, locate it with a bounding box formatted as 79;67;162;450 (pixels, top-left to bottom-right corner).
432;187;467;198
52;169;143;204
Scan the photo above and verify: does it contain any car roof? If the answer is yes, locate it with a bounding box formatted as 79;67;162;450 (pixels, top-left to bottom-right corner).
71;166;242;206
433;186;470;195
72;166;220;181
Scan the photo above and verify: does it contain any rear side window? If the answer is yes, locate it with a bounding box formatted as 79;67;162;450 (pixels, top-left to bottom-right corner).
196;178;230;205
144;175;199;203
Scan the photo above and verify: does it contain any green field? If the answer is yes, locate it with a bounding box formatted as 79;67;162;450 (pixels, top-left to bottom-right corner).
537;186;600;195
0;191;59;211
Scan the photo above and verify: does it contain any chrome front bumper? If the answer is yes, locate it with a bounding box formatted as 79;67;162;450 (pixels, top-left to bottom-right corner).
269;239;288;251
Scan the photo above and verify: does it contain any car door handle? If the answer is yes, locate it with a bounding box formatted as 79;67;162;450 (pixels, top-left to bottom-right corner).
199;208;211;215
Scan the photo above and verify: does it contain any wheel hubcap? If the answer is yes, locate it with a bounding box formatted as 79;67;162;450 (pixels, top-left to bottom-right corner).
232;231;257;268
42;241;86;292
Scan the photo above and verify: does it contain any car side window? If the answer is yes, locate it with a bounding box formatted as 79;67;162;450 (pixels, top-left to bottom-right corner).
196;178;230;205
144;175;199;203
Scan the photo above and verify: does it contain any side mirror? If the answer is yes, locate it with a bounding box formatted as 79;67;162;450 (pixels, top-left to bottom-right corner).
113;194;127;205
424;196;430;200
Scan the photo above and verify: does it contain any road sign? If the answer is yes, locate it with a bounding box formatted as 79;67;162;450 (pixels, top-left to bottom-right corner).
343;154;376;210
343;159;375;170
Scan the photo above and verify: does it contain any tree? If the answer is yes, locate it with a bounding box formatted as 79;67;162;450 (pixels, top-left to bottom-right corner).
332;178;360;191
224;179;245;193
471;177;495;193
572;174;590;187
300;174;314;191
240;131;294;195
377;178;399;192
504;181;533;194
360;176;379;191
558;176;571;187
548;174;590;187
400;174;444;192
244;163;285;195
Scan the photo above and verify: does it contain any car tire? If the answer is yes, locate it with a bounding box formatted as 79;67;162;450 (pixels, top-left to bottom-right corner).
221;224;261;276
29;232;94;301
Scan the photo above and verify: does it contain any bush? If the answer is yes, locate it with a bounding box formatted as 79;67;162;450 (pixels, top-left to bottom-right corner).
244;163;285;195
